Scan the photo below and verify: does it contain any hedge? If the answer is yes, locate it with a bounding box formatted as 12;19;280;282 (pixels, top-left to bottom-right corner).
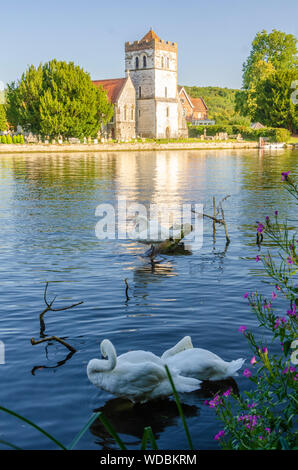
188;125;291;142
0;134;25;144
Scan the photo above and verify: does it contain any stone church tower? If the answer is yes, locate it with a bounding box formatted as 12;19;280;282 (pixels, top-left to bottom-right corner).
125;29;186;139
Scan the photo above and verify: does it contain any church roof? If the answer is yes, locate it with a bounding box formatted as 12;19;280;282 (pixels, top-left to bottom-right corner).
140;29;160;42
92;78;127;104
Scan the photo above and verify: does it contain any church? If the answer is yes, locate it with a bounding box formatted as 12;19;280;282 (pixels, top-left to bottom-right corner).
93;29;207;141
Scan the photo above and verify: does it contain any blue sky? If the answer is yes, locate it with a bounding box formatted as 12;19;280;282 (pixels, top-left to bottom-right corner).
1;0;297;89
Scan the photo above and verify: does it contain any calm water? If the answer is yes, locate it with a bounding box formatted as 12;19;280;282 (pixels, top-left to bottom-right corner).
0;148;297;450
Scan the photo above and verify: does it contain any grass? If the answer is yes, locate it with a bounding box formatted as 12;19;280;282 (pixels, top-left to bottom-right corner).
0;366;195;450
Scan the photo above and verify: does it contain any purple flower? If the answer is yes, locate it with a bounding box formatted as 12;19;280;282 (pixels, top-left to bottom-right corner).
243;292;249;299
214;430;225;440
223;388;232;397
265;427;271;434
287;303;297;317
257;223;264;234
274;210;278;216
262;347;268;354
250;356;257;365
256;255;260;262
243;368;252;378
272;291;277;300
238;325;247;333
275;284;281;291
287;256;294;265
281;171;290;181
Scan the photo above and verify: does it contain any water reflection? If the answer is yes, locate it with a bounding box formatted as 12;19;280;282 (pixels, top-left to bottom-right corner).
90;397;198;448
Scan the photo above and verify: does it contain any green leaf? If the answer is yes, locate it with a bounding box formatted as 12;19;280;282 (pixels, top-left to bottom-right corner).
165;365;194;450
98;412;127;450
141;427;158;450
67;412;100;450
0;405;66;450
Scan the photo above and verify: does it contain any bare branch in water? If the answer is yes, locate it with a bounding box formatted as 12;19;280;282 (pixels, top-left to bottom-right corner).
39;282;83;336
192;195;230;243
31;336;77;353
124;278;130;301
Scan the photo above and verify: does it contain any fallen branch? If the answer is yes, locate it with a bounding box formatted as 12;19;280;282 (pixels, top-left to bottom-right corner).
39;282;83;336
31;336;76;353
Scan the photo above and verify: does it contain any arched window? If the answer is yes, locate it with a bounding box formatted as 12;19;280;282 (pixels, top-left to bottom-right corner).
166;107;169;117
124;105;127;121
139;86;142;98
165;87;167;98
131;106;134;120
167;57;170;68
135;57;139;69
161;56;164;68
143;55;147;68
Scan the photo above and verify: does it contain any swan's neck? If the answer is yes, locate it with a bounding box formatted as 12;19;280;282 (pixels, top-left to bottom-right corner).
89;341;117;373
162;336;193;360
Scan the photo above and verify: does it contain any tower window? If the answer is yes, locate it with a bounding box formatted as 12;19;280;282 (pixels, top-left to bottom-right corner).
165;87;167;98
161;56;164;68
166;107;169;117
143;56;147;68
167;57;170;68
139;86;142;98
139;109;141;117
135;57;139;69
124;105;127;121
131;106;134;120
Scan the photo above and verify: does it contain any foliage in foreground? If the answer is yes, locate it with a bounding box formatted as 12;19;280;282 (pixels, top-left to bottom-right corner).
207;172;298;449
0;366;193;450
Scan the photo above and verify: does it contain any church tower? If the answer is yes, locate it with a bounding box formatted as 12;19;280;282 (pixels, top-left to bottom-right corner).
125;29;180;138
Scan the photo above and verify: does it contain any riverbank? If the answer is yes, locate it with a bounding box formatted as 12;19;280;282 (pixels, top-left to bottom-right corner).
0;140;261;154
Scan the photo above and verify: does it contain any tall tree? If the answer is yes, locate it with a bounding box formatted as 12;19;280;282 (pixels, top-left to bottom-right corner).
236;29;298;121
254;69;298;133
6;60;113;139
0;105;7;131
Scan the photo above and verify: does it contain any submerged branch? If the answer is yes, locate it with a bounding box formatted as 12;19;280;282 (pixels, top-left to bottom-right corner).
31;336;77;353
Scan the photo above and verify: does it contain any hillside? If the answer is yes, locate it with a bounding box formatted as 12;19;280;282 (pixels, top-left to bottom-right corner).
183;86;250;125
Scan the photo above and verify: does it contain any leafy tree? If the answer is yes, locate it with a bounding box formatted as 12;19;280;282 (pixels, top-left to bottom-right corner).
183;86;246;124
6;60;113;139
236;29;298;122
0;104;7;131
254;69;298;133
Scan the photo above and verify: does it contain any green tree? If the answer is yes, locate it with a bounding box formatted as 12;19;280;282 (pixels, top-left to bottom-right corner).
6;60;113;139
0;104;7;131
236;29;298;120
254;69;298;132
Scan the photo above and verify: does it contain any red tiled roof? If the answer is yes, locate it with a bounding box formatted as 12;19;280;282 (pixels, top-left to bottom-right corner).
191;97;208;112
92;78;127;104
140;29;160;42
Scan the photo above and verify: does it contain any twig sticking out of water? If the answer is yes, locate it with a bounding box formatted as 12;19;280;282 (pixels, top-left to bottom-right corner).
39;282;84;336
192;195;230;244
124;279;130;301
31;336;77;353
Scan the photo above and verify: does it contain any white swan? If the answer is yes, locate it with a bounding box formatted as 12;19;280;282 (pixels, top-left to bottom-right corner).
161;336;194;360
162;337;245;381
87;339;201;403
